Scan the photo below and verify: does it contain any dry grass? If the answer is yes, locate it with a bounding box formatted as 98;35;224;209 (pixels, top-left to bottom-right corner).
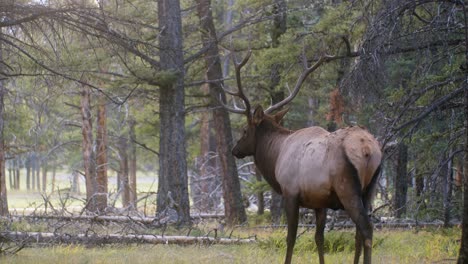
0;227;460;264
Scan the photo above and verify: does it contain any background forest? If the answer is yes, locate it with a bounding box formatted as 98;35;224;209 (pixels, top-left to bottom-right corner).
0;0;467;262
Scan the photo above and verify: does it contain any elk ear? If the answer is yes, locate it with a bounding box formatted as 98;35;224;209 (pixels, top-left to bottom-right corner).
274;107;289;123
252;105;264;124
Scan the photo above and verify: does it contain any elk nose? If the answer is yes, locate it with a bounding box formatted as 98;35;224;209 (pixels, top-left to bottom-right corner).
231;146;238;156
232;146;245;158
232;146;242;157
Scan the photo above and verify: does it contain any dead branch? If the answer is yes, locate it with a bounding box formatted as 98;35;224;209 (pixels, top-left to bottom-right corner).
3;213;224;225
0;231;255;246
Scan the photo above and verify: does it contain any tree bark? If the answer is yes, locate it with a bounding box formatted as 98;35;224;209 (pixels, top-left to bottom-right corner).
71;171;80;194
51;163;56;192
196;0;247;225
255;168;264;215
8;164;13;190
118;134;130;208
192;87;220;212
35;156;40;191
458;2;468;261
31;153;36;190
0;39;8;216
41;160;47;192
80;84;98;213
15;157;20;190
267;0;287;224
156;0;191;224
394;143;408;218
95;95;108;211
128;117;137;209
26;154;31;190
270;191;283;224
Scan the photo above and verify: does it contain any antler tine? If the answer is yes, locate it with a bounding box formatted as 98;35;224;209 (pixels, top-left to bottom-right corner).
265;52;334;114
220;50;253;117
218;93;248;114
232;50;252;117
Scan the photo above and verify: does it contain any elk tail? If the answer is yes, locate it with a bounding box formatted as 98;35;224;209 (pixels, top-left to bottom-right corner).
363;165;381;211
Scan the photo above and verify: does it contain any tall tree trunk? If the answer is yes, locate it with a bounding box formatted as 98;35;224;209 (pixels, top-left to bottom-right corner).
42;160;47;192
458;2;468;261
268;0;287;225
255;168;264;215
0;39;8;216
394;143;408;218
444;110;455;227
444;154;453;227
222;0;234;75
31;153;35;190
192;86;219;212
51;163;56;192
196;0;247;225
35;157;40;191
80;85;98;213
71;171;80;194
95;96;108;212
11;159;17;189
270;191;283;224
15;157;20;190
26;154;31;190
128;117;137;209
156;0;191;224
12;160;17;189
8;164;13;190
118;135;130;208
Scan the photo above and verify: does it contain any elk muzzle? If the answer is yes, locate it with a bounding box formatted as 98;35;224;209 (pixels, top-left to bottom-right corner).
231;145;246;159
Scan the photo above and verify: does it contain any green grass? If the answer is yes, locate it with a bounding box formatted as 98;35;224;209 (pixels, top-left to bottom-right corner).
2;170;461;263
0;228;460;264
6;169;159;215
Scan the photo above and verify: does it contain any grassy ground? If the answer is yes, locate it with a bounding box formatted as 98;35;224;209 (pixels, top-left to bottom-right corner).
2;170;460;263
6;169;159;215
0;227;460;264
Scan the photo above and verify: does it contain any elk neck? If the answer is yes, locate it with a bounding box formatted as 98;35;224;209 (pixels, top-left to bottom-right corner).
253;119;291;194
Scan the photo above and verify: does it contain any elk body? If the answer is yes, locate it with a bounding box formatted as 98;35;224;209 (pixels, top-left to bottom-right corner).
221;51;382;264
232;106;381;264
224;51;382;264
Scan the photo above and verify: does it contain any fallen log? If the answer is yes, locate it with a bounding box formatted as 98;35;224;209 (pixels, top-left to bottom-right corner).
243;221;459;230
2;213;224;225
0;231;255;246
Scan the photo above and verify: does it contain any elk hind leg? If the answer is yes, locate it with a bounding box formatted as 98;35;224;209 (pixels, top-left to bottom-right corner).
315;208;327;264
342;197;372;264
354;228;363;264
284;195;299;264
337;179;373;263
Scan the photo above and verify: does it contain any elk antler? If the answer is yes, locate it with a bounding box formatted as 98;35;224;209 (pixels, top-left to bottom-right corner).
264;50;335;114
222;48;333;117
221;50;252;119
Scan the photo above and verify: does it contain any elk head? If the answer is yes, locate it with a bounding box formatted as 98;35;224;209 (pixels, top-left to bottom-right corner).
232;105;289;158
222;49;333;158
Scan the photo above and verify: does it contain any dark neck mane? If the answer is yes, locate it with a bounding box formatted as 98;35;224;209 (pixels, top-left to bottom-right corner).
254;119;292;194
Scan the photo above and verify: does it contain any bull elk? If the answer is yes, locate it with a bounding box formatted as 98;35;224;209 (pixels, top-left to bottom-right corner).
224;51;382;264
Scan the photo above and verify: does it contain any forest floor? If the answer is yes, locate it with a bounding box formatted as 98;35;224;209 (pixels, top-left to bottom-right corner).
0;227;460;264
1;170;461;263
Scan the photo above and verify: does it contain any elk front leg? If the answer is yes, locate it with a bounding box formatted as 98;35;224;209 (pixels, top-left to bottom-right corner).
315;208;327;264
284;195;299;264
